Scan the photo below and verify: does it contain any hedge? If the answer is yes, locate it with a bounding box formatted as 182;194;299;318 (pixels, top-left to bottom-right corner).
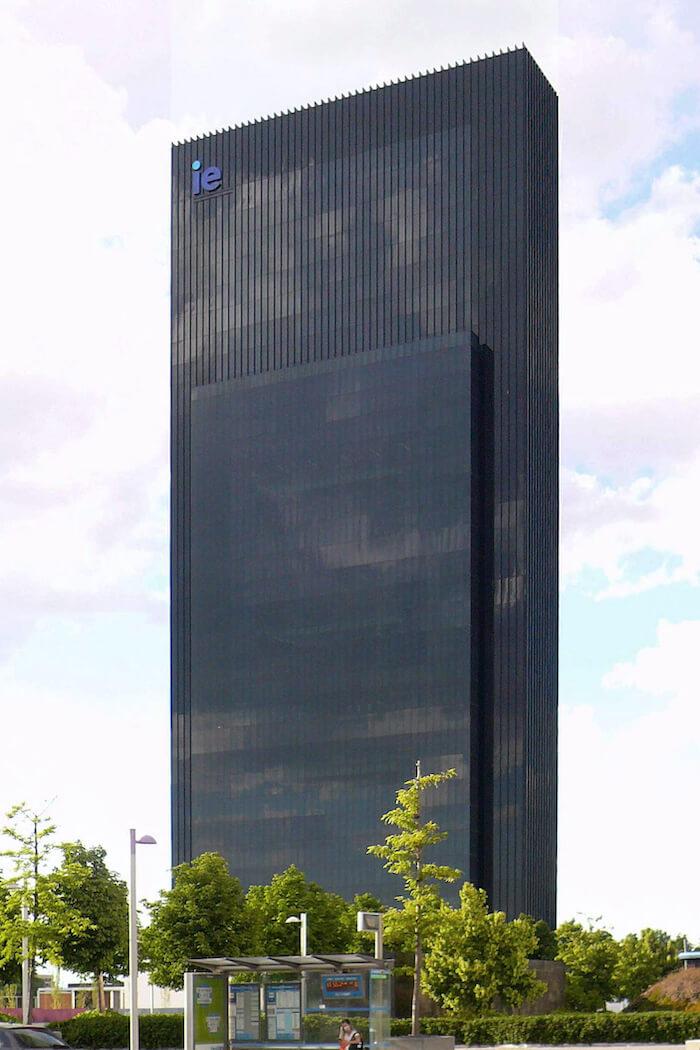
60;1012;183;1049
419;1010;700;1044
55;1008;700;1047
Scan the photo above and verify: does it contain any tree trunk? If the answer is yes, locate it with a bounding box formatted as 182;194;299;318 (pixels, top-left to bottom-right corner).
96;973;105;1012
411;922;422;1035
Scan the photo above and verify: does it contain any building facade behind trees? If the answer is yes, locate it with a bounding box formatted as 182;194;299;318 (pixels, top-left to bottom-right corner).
171;47;558;924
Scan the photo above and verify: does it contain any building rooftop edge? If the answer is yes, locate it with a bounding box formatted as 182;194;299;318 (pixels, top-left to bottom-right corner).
173;44;549;148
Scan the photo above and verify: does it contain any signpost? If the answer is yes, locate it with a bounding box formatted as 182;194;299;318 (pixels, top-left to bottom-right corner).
185;973;228;1050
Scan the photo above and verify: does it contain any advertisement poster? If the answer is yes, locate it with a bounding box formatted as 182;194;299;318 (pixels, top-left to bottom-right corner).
266;983;301;1041
186;973;228;1050
229;982;261;1042
321;975;365;1000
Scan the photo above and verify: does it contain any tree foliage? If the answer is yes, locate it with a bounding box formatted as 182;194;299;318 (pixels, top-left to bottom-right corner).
367;766;460;1035
53;843;129;1008
519;916;557;961
245;865;351;955
0;883;21;989
613;928;687;1002
0;803;91;1020
140;853;250;990
555;920;620;1011
423;883;545;1015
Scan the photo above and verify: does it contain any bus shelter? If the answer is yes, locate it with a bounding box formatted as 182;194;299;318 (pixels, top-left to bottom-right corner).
185;954;393;1050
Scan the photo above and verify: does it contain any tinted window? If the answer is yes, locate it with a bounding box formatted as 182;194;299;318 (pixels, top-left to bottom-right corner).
189;337;474;900
12;1031;67;1048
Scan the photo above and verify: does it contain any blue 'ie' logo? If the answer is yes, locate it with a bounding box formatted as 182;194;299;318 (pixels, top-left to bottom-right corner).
192;159;222;195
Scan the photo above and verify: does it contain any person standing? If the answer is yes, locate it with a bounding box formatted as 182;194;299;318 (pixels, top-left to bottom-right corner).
338;1019;363;1050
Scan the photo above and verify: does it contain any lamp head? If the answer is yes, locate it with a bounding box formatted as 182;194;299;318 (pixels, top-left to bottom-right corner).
285;915;301;924
136;835;157;845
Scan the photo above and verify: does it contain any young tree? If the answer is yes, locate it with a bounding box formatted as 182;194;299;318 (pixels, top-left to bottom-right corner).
367;764;460;1035
246;865;351;955
555;920;620;1011
52;843;129;1011
140;853;250;989
614;929;687;1002
0;803;90;1021
423;883;545;1015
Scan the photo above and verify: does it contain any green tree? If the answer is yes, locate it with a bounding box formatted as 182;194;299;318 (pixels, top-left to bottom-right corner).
0;803;91;1021
140;853;250;989
367;765;460;1035
517;916;558;961
0;884;21;1010
423;883;545;1015
246;866;351;955
0;884;21;988
614;929;687;1002
555;920;620;1011
53;843;129;1010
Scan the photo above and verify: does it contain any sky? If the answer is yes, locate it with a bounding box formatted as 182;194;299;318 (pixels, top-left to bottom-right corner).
1;0;699;943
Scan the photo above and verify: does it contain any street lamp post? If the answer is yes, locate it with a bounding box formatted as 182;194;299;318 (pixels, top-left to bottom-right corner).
285;914;308;1022
356;911;384;961
21;899;29;1024
285;913;308;956
129;830;156;1050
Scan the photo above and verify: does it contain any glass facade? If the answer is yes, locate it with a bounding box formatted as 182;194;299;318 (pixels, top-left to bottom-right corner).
189;339;476;893
172;48;558;921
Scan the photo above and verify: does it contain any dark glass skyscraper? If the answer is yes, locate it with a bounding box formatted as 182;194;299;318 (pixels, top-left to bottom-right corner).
171;47;558;923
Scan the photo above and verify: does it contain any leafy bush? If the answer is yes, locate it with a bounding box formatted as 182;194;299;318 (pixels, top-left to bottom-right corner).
302;1013;414;1040
302;1013;371;1042
0;1012;16;1023
419;1010;700;1045
390;1018;411;1035
60;1011;183;1049
61;1012;129;1048
57;1008;700;1047
141;1014;184;1049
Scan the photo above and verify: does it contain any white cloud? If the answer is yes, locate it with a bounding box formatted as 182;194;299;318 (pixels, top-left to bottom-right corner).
558;618;700;937
0;669;171;907
0;8;176;649
562;453;700;594
558;3;700;218
559;162;700;594
561;165;700;413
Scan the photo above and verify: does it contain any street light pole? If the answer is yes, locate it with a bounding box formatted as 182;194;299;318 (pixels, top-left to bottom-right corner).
285;913;308;956
299;913;307;957
21;900;29;1024
7;885;30;1023
128;829;156;1050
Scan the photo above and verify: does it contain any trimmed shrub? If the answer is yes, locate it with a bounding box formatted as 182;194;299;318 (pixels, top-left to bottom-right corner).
140;1014;184;1049
302;1014;375;1042
389;1019;411;1036
302;1014;415;1040
61;1011;183;1049
419;1011;700;1045
61;1012;129;1048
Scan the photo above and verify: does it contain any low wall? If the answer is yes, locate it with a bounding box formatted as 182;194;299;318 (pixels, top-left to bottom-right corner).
386;1037;455;1050
2;1008;84;1022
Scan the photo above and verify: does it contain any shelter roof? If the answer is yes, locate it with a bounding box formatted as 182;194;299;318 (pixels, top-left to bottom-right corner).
189;954;392;974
